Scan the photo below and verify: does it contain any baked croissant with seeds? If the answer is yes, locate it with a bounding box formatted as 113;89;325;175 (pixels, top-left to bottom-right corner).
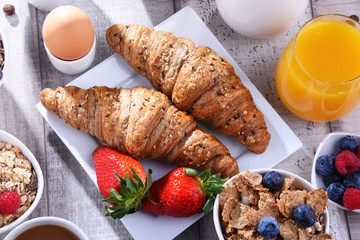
40;86;239;177
106;24;271;153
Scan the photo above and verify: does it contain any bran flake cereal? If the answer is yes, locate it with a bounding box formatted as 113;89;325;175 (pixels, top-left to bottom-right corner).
219;171;332;240
306;189;328;216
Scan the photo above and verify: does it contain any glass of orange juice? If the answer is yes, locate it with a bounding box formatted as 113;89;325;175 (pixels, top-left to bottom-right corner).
275;14;360;122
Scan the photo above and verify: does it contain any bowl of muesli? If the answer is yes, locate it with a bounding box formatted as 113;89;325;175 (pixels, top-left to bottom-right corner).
214;168;331;240
0;25;8;84
0;130;44;234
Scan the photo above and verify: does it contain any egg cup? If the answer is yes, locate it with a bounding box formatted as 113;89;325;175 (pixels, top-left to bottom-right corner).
44;36;96;75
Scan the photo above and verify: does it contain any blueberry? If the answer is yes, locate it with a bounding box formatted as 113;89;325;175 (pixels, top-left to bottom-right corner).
344;174;360;189
331;150;342;157
262;171;283;191
315;155;336;176
324;172;344;186
355;168;360;175
326;183;346;201
339;135;358;152
257;216;279;239
294;204;317;228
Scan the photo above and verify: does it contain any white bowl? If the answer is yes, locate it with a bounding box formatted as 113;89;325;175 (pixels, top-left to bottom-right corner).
0;26;9;85
44;35;96;75
215;0;308;38
0;130;44;234
311;132;360;213
214;168;330;240
4;216;89;240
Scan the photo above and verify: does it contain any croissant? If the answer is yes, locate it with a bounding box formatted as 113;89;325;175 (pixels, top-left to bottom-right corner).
40;86;239;177
106;24;271;153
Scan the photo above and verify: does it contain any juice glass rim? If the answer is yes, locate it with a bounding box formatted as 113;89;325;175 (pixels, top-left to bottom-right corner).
293;14;360;86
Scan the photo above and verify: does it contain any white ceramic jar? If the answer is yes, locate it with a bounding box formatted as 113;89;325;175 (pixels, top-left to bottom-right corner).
216;0;308;38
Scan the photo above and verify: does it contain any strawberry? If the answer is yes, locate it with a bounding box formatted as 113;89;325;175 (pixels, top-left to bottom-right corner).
141;167;227;217
103;166;227;218
93;146;151;218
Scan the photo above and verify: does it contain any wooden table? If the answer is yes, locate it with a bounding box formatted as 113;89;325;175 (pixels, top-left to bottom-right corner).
0;0;359;239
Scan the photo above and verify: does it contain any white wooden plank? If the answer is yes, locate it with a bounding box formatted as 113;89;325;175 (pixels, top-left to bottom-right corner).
347;211;360;239
312;0;360;17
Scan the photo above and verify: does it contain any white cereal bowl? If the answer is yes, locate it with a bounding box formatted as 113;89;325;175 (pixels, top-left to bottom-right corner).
214;168;330;240
311;132;360;213
4;216;89;240
0;26;9;85
44;35;96;75
0;130;44;234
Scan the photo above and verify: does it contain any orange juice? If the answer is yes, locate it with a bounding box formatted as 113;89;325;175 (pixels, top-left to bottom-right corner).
275;15;360;122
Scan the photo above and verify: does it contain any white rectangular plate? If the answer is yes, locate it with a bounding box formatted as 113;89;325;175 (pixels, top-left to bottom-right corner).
37;6;302;240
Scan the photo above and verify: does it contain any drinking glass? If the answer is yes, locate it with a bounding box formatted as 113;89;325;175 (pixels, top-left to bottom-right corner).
275;14;360;122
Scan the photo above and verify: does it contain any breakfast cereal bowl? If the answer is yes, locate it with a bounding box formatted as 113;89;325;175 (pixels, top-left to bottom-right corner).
311;132;360;213
4;216;89;240
0;130;44;234
0;25;8;85
214;168;330;240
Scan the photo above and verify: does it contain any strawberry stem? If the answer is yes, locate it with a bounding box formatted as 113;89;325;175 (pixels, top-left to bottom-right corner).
183;168;228;215
102;167;153;219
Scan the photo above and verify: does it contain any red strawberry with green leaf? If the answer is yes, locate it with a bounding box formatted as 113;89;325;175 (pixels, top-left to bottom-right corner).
93;146;152;218
141;167;227;217
104;166;227;218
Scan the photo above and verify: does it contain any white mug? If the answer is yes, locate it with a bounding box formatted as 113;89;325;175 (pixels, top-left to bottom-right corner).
216;0;308;38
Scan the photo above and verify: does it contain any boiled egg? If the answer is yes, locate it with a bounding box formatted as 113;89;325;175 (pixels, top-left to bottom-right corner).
42;5;95;61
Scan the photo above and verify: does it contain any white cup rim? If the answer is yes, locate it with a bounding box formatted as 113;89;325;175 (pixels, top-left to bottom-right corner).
4;216;89;240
